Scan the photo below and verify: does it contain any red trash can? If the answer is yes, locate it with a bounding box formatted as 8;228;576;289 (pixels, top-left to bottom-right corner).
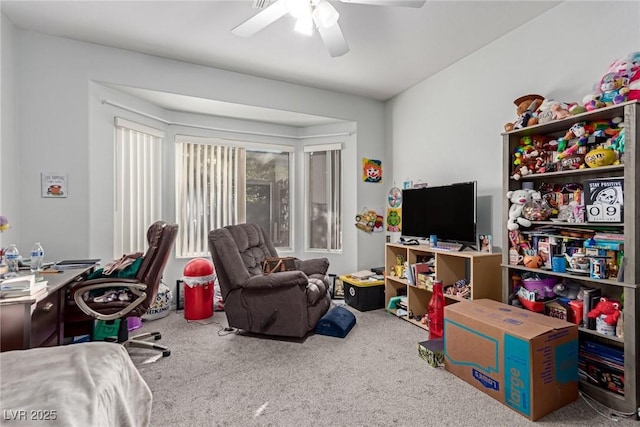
183;258;215;320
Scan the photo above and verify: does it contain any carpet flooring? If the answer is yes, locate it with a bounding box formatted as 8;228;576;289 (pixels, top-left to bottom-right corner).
131;303;637;427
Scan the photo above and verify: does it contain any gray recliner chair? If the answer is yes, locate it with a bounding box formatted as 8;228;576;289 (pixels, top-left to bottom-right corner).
208;223;331;338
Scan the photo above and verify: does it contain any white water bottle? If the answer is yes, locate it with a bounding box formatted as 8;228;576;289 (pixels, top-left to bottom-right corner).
30;242;44;274
5;244;20;275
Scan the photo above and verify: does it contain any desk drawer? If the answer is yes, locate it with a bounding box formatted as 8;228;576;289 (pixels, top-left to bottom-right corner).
31;292;59;347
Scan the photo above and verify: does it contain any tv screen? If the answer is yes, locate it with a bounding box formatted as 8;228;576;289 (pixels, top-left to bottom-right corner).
401;181;477;244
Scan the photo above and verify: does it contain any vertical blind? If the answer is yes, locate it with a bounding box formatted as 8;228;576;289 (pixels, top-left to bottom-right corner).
176;142;246;257
114;118;164;257
304;143;343;251
328;149;342;250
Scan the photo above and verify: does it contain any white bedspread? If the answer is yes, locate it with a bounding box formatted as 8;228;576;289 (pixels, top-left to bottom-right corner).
0;342;152;426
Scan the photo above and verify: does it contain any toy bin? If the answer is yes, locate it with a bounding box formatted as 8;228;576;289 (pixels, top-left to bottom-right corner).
340;275;385;312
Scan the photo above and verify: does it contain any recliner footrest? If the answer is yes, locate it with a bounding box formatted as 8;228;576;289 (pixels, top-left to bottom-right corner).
315;305;356;338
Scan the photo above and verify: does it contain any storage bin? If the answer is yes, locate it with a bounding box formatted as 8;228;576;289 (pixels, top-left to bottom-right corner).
340;275;384;312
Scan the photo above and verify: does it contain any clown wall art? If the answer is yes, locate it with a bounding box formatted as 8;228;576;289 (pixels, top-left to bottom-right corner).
363;158;382;183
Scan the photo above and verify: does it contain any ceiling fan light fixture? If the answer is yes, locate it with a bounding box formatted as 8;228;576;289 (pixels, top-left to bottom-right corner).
286;0;312;19
294;16;314;36
315;0;339;28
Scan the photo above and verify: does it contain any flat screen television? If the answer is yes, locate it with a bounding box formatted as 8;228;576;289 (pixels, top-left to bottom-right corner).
401;181;477;249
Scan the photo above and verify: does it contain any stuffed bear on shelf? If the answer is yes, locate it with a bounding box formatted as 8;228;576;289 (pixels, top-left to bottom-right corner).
506;189;538;230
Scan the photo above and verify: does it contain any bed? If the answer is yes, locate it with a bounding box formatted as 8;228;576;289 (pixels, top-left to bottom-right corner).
0;342;152;426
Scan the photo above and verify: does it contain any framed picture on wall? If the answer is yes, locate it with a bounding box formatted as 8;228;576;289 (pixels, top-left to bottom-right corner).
41;172;68;198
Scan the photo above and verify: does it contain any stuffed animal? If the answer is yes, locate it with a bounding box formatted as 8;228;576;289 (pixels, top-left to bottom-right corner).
588;297;621;326
583;51;640;111
512;164;532;180
507;189;537;230
552;282;582;300
608;51;640;102
504;94;545;132
537;99;571;124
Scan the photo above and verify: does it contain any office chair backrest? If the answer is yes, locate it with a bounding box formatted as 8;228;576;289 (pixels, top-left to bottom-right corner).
134;221;178;313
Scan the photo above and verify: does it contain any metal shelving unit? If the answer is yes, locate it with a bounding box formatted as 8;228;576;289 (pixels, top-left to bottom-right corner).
501;101;639;417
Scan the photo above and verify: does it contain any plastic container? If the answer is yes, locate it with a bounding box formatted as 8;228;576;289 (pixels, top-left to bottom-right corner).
127;316;143;331
522;277;558;299
427;280;445;339
183;258;215;321
30;242;44;274
5;244;20;275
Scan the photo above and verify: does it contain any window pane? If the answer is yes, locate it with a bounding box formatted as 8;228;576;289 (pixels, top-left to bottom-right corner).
245;151;290;248
307;149;341;251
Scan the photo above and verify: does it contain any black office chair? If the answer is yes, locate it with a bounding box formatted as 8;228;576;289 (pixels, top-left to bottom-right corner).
68;221;178;357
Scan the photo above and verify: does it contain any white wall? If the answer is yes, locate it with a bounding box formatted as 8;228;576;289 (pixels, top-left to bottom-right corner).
0;14;18;248
386;1;640;252
5;1;637;285
3;27;386;283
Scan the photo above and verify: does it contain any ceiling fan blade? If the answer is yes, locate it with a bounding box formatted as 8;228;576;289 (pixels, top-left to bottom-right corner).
232;0;289;37
315;19;350;58
339;0;426;7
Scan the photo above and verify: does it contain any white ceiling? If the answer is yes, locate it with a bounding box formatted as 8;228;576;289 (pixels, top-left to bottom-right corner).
2;0;560;125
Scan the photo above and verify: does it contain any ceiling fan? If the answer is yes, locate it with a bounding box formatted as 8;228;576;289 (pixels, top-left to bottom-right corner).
232;0;426;58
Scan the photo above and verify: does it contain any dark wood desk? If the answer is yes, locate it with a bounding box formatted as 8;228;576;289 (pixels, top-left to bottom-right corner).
0;267;93;351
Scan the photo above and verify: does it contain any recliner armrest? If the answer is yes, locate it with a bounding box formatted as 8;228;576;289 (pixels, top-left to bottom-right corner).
295;258;329;276
244;271;308;290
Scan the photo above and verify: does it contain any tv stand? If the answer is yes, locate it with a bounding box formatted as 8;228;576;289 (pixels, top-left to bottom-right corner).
457;243;476;252
430;241;476;252
384;243;501;330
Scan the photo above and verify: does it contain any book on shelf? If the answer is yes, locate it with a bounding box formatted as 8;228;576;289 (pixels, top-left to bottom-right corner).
583;239;623;251
582;287;602;330
593;232;625;241
405;265;414;285
581;339;624;363
412;262;431;277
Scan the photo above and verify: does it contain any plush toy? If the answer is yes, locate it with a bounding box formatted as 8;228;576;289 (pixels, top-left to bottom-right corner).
504;94;545;132
512;164;532;181
583;51;640;111
537;99;572;124
588;297;621;326
552;282;582;300
507;189;537;230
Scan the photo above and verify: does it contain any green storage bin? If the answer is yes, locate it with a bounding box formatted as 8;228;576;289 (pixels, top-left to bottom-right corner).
93;319;120;341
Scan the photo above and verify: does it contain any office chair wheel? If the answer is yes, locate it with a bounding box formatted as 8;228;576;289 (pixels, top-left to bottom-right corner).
153;333;162;340
163;350;171;357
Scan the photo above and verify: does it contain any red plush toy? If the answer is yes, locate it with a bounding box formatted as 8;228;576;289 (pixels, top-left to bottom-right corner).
588;297;621;326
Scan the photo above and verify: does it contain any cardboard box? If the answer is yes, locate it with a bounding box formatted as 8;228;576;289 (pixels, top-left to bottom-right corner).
444;299;578;421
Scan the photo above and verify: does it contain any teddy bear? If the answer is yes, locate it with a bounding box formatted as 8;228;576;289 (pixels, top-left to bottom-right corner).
507;189;537;230
588;297;621;326
504;94;545;132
